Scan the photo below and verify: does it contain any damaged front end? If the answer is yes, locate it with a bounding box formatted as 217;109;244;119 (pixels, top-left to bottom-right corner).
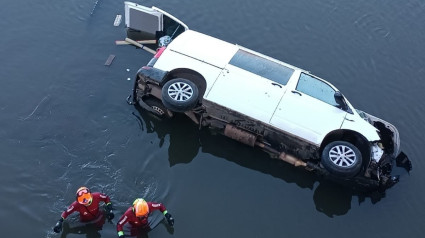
358;110;412;190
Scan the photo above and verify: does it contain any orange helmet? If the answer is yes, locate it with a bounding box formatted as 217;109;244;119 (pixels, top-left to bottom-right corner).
76;187;92;206
133;199;149;217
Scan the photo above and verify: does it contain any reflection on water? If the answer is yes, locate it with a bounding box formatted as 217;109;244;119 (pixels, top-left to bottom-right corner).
133;108;201;166
59;213;106;238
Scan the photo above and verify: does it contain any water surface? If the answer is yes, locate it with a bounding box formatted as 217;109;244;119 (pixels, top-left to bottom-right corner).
0;0;424;237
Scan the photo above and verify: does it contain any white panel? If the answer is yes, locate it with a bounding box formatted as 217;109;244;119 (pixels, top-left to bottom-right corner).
271;91;347;145
341;113;381;142
167;30;239;68
206;65;287;124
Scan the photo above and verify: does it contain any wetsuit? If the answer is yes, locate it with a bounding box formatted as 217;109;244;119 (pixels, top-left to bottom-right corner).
61;192;111;222
117;202;167;232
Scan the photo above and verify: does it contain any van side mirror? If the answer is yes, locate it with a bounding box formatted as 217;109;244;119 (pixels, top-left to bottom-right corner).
334;91;348;111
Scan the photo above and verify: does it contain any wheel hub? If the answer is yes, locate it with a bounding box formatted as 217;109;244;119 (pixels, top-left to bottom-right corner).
151;106;164;115
167;82;193;102
328;145;357;167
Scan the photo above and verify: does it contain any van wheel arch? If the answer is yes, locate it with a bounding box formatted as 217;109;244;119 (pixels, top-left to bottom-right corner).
320;130;371;176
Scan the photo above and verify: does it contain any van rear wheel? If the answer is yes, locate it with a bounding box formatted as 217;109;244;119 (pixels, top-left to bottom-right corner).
161;78;199;112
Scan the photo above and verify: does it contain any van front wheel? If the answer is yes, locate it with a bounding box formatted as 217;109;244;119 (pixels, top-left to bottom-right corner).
321;141;362;178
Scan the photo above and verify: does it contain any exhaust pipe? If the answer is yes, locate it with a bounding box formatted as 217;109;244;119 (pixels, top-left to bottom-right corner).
279;152;307;167
223;124;323;172
256;141;310;169
224;124;256;147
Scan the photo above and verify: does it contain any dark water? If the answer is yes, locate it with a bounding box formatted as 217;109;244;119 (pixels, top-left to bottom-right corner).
1;0;424;237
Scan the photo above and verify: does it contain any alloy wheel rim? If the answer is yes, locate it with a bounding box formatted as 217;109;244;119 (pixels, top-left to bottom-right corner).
167;82;193;102
328;145;357;167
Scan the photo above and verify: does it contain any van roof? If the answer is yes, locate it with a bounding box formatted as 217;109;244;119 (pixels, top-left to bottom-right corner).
168;30;239;68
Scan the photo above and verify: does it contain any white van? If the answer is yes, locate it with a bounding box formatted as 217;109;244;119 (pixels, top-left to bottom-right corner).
124;2;411;190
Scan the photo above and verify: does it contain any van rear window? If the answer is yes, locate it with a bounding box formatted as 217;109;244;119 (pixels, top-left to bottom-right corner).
229;50;294;85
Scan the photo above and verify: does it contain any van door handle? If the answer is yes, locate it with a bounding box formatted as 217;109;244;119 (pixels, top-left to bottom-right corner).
271;83;282;88
291;90;302;96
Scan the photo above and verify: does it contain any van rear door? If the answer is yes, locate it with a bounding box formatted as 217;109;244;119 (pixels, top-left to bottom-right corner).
124;2;188;41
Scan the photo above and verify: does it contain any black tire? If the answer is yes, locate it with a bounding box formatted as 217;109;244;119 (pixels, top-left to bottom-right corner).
143;97;173;119
321;141;362;178
161;78;199;112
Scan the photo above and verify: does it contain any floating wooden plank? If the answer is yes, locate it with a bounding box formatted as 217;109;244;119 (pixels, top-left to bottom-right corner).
115;39;156;45
125;38;156;54
104;54;116;66
113;15;122;26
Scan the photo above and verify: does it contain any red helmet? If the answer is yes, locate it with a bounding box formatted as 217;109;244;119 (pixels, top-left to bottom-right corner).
76;187;92;206
133;199;149;217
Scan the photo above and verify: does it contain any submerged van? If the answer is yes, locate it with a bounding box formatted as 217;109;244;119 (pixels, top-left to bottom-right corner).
124;2;411;190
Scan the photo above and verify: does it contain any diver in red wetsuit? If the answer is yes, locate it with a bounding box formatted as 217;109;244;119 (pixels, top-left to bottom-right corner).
53;186;114;233
117;198;174;238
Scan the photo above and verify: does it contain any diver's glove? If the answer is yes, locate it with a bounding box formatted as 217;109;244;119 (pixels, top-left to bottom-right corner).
106;203;114;220
164;212;174;227
107;212;115;220
53;218;64;233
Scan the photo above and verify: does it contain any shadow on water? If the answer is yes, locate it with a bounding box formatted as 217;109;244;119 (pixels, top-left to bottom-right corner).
59;212;171;238
132;108;201;166
59;214;107;238
132;107;388;218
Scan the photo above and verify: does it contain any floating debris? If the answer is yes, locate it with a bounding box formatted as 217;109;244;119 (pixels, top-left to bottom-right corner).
125;37;156;54
115;39;156;45
114;15;122;26
104;54;115;66
90;0;100;16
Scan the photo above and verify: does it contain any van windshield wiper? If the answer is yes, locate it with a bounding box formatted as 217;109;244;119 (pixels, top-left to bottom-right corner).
170;25;181;39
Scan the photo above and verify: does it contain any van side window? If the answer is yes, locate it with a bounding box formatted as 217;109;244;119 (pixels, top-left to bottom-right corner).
229;50;294;85
296;73;338;106
163;15;185;39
